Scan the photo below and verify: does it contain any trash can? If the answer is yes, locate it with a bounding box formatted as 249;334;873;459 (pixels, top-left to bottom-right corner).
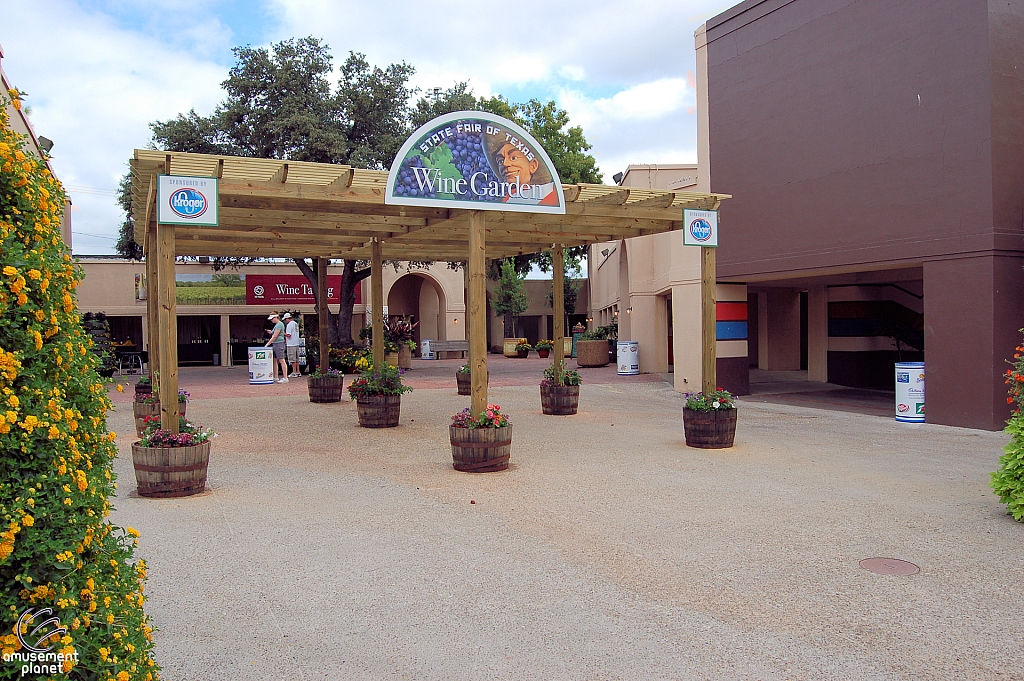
420;339;435;360
248;346;275;385
617;340;639;375
212;353;220;366
895;362;924;422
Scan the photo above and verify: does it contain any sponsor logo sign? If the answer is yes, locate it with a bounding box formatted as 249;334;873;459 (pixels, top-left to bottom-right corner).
683;209;719;247
245;275;361;306
157;176;218;226
897;403;910;413
385;111;565;214
896;372;909;383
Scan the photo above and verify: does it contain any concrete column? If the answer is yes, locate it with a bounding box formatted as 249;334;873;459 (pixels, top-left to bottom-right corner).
672;282;702;392
807;285;828;382
924;255;1024;430
219;315;231;367
760;289;801;371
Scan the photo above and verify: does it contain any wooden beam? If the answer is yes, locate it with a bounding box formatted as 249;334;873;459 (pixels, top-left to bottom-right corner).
583;188;630;204
468;211;487;416
156;222;179;432
329;168;354;188
145;219;160;383
701;245;717;397
317;257;329;373
552;245;565;375
371;238;384;369
269;163;289;183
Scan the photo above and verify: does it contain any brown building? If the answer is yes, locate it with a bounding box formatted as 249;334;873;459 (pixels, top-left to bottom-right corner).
702;0;1024;430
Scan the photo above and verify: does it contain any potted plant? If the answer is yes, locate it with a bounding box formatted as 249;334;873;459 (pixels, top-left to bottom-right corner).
348;363;412;428
308;365;344;403
133;387;188;437
682;389;737;449
384;340;400;368
515;341;532;358
450;404;512;472
576;328;611;367
535;339;553;358
135;373;153;397
503;337;527;357
400;339;417;369
540;361;581;415
455;363;488;395
385;318;419;369
132;417;214;497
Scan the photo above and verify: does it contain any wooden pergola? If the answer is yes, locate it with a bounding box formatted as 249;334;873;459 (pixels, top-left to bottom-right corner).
131;150;729;430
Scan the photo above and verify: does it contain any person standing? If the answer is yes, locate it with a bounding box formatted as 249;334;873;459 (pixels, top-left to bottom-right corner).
265;313;289;383
283;312;302;377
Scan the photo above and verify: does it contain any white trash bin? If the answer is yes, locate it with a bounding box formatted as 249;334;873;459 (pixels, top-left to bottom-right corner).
420;339;435;360
248;346;275;385
895;362;925;422
617;340;639;375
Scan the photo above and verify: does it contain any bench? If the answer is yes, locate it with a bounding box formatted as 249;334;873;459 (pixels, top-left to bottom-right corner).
428;340;468;359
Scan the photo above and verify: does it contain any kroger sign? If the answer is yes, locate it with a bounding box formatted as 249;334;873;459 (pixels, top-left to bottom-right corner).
157;175;219;226
682;209;719;247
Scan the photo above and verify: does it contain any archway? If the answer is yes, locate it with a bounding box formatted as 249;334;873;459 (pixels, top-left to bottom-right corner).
387;273;449;354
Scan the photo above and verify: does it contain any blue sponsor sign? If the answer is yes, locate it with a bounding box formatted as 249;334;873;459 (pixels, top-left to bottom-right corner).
157;175;219;226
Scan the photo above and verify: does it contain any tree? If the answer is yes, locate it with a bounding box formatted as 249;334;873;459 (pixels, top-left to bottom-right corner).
1;92;158;678
544;250;583;329
492;259;530;338
114;172;143;260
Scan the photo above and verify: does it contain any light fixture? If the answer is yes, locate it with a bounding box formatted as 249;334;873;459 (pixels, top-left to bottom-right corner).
453;318;459;324
626;307;633;314
38;136;54;153
600;249;610;257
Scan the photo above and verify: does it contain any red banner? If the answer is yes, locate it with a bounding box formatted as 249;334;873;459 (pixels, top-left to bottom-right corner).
245;275;361;305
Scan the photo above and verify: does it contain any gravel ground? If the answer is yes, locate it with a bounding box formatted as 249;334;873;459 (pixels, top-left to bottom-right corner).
108;380;1023;680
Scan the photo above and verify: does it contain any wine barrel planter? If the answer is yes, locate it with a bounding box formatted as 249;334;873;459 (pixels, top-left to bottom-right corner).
308;375;344;403
385;352;399;368
398;345;413;369
135;381;152;398
356;394;402;428
683;408;737;449
131;440;210;498
450;425;512;472
576;339;610;367
132;401;185;436
540;384;580;415
456;371;488;396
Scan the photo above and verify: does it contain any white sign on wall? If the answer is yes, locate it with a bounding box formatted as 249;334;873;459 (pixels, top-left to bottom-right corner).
682;209;719;247
157;175;219;226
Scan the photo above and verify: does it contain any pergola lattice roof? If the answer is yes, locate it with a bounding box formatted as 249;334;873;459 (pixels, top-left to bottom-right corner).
131;150;730;261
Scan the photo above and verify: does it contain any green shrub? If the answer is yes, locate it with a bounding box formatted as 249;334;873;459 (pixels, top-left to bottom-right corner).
992;334;1024;521
0;92;158;678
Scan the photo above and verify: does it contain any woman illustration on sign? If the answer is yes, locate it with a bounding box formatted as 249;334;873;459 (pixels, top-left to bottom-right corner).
483;131;558;206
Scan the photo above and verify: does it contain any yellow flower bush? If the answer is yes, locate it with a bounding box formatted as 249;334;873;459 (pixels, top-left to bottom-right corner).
0;91;159;679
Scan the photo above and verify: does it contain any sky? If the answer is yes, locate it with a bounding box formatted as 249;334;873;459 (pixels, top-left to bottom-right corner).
0;0;732;255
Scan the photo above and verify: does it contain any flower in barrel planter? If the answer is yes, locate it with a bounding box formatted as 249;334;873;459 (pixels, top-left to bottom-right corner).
535;339;553;358
456;363;472;395
133;417;215;497
540;360;581;415
348;363;412;427
308;365;345;403
515;341;532;358
450;404;512;472
682;388;737;449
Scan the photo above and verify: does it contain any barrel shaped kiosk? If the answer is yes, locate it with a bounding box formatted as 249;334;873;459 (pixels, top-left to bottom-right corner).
248;346;275;385
895;362;925;422
617;340;639;375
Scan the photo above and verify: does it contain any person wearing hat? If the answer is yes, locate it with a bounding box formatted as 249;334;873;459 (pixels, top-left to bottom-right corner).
283;312;302;377
264;313;289;383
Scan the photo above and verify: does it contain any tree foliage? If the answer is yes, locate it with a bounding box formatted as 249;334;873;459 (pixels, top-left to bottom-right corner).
1;92;158;679
492;260;529;338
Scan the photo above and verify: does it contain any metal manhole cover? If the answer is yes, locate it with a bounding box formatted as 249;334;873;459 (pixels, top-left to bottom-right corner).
859;557;920;575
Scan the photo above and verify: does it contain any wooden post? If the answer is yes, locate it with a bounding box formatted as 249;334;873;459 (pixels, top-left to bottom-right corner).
371;238;384;369
156;222;179;432
552;245;565;380
468;211;488;416
701;245;717;396
317;257;329;371
463;265;472;370
145;220;160;382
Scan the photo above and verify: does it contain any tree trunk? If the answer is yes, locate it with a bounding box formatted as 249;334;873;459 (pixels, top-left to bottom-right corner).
294;257;370;347
504;312;515;339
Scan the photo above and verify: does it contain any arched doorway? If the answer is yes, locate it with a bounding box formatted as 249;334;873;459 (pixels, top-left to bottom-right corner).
387;273;448;354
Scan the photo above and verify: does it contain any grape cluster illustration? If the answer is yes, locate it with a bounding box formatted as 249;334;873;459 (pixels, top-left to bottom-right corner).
392;124;501;202
448;128;501;202
393;155;435;198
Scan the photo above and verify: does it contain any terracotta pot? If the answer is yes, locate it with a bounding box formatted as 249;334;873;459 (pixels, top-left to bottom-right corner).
450;425;511;472
576;339;610;367
357;394;401;428
540;384;579;415
537;349;550;358
683;408;737;449
132;440;209;498
308;375;344;403
516;349;529;358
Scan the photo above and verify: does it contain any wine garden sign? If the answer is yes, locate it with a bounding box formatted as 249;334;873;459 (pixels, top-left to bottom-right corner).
384;111;566;214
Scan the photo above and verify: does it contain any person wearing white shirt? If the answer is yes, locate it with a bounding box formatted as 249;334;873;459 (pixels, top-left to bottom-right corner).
283;313;302;377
